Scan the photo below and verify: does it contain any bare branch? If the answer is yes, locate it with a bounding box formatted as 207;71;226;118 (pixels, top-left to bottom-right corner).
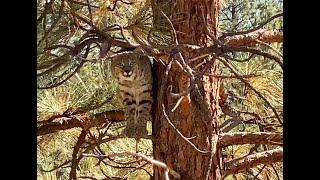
224;148;283;177
37;110;125;136
219;132;283;147
224;29;282;47
161;9;178;45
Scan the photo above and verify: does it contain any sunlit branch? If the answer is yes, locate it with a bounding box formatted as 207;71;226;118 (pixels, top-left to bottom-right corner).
219;132;283;147
223;148;283;177
224;29;282;46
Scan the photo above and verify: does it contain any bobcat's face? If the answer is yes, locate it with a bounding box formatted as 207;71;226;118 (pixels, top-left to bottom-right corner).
121;58;138;77
111;54;139;79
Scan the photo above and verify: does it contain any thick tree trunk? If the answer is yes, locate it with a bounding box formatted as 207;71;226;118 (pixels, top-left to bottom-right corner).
152;0;223;179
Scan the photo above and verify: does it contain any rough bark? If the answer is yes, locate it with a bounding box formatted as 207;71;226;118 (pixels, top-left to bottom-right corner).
152;0;223;179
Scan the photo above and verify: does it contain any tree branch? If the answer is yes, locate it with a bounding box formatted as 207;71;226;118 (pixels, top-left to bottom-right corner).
224;29;283;47
37;110;125;136
224;148;283;177
219;132;283;147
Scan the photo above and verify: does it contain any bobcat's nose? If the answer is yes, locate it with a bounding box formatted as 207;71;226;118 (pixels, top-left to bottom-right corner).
123;70;132;77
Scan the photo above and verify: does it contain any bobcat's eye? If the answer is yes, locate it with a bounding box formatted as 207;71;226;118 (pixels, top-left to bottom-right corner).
120;59;125;66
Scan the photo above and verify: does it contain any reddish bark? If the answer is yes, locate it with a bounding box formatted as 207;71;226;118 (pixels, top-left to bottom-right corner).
152;0;223;179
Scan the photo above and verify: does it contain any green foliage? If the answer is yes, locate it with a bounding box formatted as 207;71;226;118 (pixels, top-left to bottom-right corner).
217;1;283;179
37;0;155;179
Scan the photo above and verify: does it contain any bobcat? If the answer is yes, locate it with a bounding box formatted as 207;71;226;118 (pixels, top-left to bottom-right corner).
110;52;153;139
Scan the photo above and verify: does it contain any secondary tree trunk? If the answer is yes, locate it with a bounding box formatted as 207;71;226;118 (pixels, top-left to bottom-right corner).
152;0;223;179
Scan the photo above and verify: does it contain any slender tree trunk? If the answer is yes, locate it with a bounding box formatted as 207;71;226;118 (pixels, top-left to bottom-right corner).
152;0;223;179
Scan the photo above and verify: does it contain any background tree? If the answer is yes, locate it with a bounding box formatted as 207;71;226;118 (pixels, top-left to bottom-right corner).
37;0;283;179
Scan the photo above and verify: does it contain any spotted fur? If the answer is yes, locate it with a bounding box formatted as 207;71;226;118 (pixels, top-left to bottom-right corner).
110;52;153;138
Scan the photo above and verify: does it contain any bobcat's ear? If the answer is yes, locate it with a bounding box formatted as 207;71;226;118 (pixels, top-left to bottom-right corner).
133;47;146;60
